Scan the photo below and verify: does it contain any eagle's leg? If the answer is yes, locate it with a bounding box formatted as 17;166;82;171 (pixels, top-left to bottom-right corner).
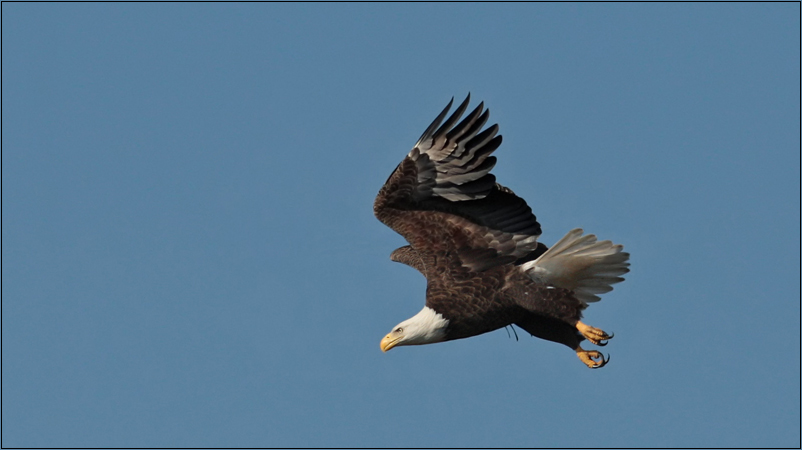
576;321;613;346
513;316;611;369
575;347;609;369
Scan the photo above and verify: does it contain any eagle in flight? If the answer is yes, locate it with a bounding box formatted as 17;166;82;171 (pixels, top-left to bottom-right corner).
374;95;630;368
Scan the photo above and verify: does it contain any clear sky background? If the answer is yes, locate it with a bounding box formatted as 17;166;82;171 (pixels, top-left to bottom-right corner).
3;3;799;448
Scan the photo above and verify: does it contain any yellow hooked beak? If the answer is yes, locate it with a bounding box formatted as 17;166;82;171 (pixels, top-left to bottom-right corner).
380;333;401;352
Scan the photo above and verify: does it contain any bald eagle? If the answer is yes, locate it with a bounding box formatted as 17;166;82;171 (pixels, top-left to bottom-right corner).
375;95;630;368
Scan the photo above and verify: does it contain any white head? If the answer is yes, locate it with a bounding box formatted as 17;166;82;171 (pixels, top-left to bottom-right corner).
380;306;449;352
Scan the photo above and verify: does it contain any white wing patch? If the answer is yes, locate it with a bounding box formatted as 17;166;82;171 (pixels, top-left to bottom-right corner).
521;228;630;304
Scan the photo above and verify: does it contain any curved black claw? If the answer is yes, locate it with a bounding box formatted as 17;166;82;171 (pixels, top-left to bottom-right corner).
577;348;611;369
597;332;614;347
591;353;610;369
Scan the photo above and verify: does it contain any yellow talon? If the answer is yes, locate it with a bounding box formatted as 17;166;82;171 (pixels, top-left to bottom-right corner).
576;320;613;346
576;347;610;369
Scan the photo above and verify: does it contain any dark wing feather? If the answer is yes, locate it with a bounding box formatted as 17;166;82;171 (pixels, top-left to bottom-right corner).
375;95;542;274
390;245;429;276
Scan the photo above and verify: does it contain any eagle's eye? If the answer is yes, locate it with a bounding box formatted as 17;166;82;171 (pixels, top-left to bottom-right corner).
395;327;403;333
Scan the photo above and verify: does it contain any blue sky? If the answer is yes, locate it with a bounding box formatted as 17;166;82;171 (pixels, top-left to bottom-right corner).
2;3;799;448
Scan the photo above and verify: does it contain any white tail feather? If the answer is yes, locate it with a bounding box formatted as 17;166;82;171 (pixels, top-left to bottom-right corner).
521;228;630;304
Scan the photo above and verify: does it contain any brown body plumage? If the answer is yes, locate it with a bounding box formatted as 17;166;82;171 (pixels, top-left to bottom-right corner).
375;95;629;368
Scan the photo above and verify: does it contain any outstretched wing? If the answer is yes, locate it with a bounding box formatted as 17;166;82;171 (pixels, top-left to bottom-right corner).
375;95;543;274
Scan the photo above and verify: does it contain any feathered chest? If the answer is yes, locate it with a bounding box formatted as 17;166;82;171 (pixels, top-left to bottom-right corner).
423;266;520;340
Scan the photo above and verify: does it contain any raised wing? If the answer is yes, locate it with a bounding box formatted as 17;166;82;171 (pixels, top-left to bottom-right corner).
375;95;543;273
